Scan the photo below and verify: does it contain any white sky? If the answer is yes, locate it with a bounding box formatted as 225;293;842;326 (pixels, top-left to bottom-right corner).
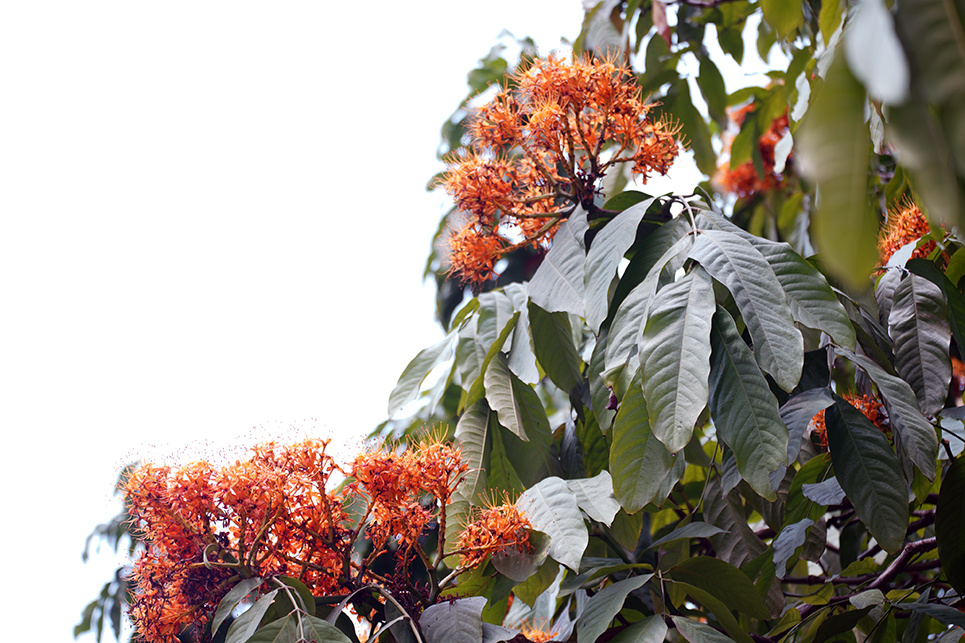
0;3;583;640
0;3;780;640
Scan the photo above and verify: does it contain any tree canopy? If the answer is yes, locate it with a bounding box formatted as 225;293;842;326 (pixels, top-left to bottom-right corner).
79;1;965;642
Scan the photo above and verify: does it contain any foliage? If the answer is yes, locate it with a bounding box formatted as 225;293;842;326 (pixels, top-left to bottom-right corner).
81;1;965;642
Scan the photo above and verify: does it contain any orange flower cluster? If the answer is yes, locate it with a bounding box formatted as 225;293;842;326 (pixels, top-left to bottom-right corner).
715;105;790;198
809;394;888;449
351;440;470;554
441;54;681;286
125;439;348;642
518;622;560;643
456;501;532;568
878;199;935;265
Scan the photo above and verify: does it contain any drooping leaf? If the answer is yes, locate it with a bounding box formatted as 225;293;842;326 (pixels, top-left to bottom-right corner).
907;257;965;359
527;301;584;393
772;518;814;575
843;0;909;103
671;615;737;643
645;521;724;551
825;396;910;554
588;330;616;432
760;0;804;38
454;400;491;501
225;589;279;643
801;477;846;505
697;56;728;126
895;0;965;106
492;529;551;583
212;577;264;637
708;306;788;500
466;310;520;408
901;603;965;629
639;266;715;452
529;208;588;317
800;55;878;286
780;388;833;463
387;335;453;416
584;197;658;332
888;271;952;417
610;215;691;318
606;233;694;370
608;615;668;643
516;477;589;571
566;471;621;526
689;229;803;391
485;354;548;442
666;557;770;619
420;597;486;643
576;575;652;643
609;373;676;513
841;348;939;480
937;456;965;594
703;476;768;567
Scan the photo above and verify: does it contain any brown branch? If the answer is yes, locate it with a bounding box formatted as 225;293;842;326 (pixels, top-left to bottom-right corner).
868;538;937;591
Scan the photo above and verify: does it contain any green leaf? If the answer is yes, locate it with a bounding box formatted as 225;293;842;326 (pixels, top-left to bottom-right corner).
213;577;264;636
800;55;878;287
487;421;526;497
671;616;737;643
225;589;279;643
527;302;583;393
273;576;315;617
709;306;788;500
454;400;491;501
903;603;965;629
645;521;724;551
760;0;804;38
605;230;693;370
819;0;844;45
825;396;910;553
517;477;589;571
697;57;728;126
566;471;621;526
608;615;668;643
492;529;551;583
420;597;486;643
466;310;520;408
702;476;768;567
888;272;952;417
584;197;658;332
772;518;814;575
780;388;833;463
895;0;965;106
529;207;588;317
576;575;652;643
689;229;803;391
589;330;617;432
484;354;548;442
609;372;677;512
907;258;965;363
841;347;939;480
387;335;453;416
511;557;559;607
937;456;965;594
245;614;299;643
640;266;715;452
666;557;770;619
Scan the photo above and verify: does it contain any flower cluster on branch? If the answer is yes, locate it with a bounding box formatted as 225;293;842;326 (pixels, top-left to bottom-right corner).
715;104;791;198
441;54;681;286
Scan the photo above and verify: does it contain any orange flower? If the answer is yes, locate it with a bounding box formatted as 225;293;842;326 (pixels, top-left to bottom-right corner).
456;500;532;568
878;199;935;265
441;54;681;286
715;105;791;197
518;621;559;643
809;394;888;449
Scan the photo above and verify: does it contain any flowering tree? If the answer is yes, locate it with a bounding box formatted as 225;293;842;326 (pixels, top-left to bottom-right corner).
80;1;965;642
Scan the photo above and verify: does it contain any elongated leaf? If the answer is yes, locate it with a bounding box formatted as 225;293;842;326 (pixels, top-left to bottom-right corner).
588;330;616;432
902;603;965;629
213;577;264;636
800;55;878;286
584;197;658;331
842;348;938;480
780;388;833;463
896;0;965;106
666;557;770;619
689;229;803;391
802;477;845;505
576;575;652;643
387;335;453;416
709;307;788;500
528;302;583;393
529;208;588;316
825;397;909;553
454;400;491;501
485;354;546;442
605;234;694;370
761;0;804;37
609;373;676;512
609;615;668;643
639;267;715;452
517;477;589;571
671;616;737;643
225;589;279;643
645;521;724;551
508;300;540;384
566;471;621;526
492;530;551;583
889;272;952;417
466;311;520;408
245;615;298;643
703;476;768;567
611;216;691;316
301;616;353;643
937;456;965;594
773;518;814;575
420;597;485;643
673;583;752;643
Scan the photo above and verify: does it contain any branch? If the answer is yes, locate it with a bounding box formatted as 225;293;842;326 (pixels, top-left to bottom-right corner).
868;538;937;591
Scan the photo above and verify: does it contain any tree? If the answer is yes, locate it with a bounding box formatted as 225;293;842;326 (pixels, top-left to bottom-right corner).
81;1;965;642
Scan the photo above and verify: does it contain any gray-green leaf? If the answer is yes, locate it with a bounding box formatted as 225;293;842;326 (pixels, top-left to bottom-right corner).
517;477;589;571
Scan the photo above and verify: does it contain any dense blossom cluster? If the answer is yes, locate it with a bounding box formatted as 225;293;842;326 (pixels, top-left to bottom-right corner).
124;438;531;642
878;199;936;265
455;500;533;568
809;394;889;449
441;54;681;285
715;104;791;197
